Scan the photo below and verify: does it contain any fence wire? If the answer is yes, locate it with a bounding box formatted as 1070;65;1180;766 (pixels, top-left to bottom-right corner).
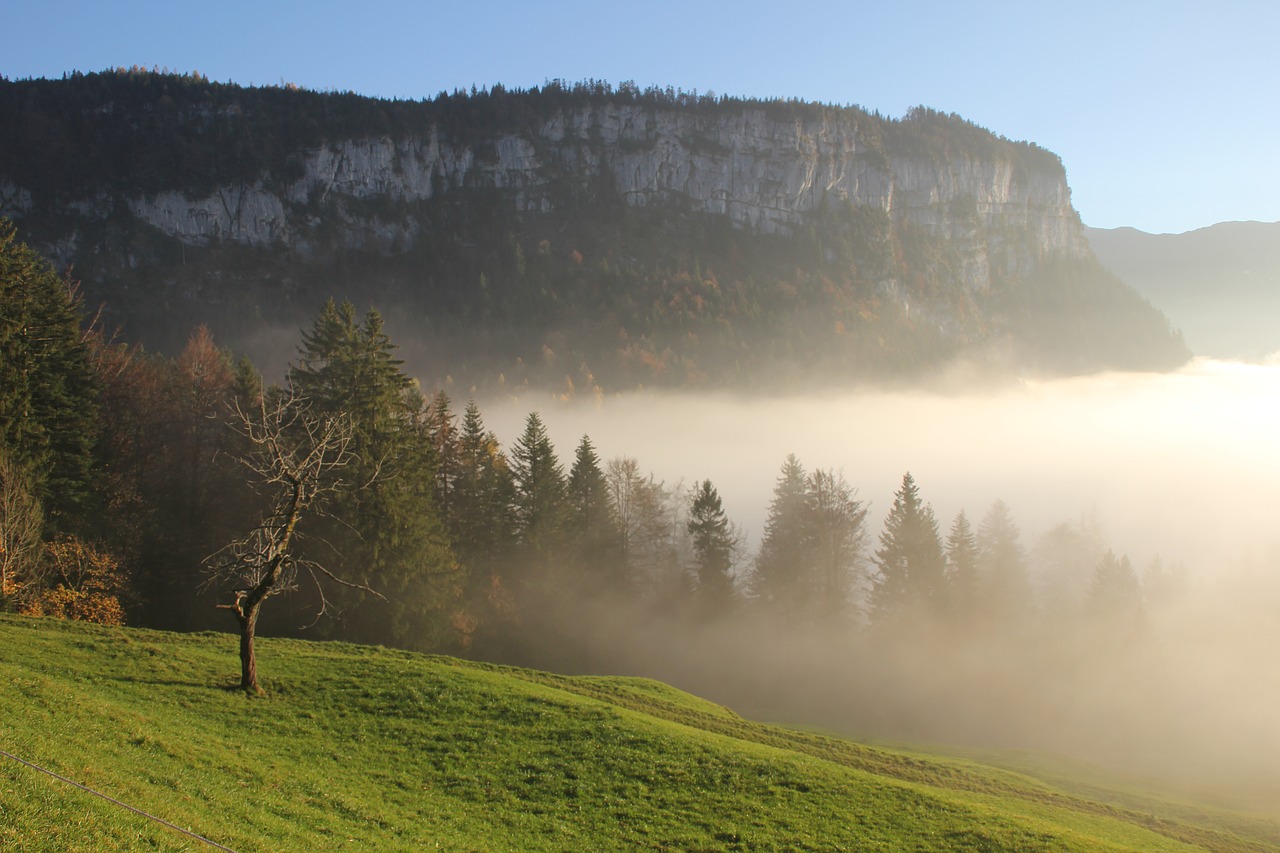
0;747;239;851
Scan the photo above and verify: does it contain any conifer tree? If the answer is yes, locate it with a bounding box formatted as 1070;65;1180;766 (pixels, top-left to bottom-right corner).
287;300;460;650
509;411;567;563
750;454;810;616
448;399;517;653
687;479;736;612
1087;550;1146;640
750;456;866;626
565;434;621;589
976;499;1033;628
425;390;462;526
0;219;99;529
805;468;867;626
454;399;516;570
944;509;980;623
871;472;945;624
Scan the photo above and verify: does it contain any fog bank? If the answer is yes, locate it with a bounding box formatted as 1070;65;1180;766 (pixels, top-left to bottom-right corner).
481;357;1280;577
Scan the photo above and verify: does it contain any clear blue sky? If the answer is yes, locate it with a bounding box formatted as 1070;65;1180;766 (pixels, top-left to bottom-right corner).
5;0;1277;234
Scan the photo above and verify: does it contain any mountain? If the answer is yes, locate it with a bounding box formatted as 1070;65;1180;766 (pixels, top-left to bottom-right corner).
0;71;1187;391
1087;221;1280;359
5;614;1277;851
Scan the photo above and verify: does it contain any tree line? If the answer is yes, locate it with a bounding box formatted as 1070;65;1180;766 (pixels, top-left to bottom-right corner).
1;218;1184;690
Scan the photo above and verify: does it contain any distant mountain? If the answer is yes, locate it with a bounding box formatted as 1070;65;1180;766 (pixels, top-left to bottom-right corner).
0;71;1187;390
1087;221;1280;359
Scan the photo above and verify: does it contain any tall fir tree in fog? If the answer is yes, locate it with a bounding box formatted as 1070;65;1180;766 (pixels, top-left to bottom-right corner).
450;399;517;654
804;468;867;627
687;479;736;612
750;456;867;626
510;412;567;569
750;454;811;617
1087;550;1146;640
871;472;945;624
566;434;622;590
944;509;980;623
425;390;462;529
976;499;1033;628
454;399;516;572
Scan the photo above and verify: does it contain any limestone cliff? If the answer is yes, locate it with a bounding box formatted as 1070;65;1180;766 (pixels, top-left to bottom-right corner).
0;74;1183;387
11;102;1085;275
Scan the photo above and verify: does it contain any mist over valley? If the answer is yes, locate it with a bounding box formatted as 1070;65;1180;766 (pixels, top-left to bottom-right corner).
480;355;1280;575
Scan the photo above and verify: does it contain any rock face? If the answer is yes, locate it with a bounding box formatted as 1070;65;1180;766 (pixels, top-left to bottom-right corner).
2;97;1086;284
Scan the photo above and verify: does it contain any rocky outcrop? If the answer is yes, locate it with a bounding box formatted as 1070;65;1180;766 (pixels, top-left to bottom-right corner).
0;181;32;218
14;102;1086;280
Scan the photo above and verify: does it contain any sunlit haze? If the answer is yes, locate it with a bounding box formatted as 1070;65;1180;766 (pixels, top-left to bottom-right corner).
480;357;1280;579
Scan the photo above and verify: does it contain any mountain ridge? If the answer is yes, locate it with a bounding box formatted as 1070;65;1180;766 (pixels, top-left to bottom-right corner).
0;71;1186;389
1086;220;1280;358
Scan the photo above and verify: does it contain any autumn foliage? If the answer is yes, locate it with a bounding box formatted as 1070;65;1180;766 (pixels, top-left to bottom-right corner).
22;536;129;625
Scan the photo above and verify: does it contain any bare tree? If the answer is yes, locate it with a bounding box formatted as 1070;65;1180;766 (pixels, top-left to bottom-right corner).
204;391;382;693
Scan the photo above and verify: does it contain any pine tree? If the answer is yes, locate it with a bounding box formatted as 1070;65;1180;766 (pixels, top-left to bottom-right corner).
286;300;460;650
871;472;945;624
1087;550;1146;640
291;300;412;438
509;412;567;563
425;390;461;527
976;499;1032;628
944;509;979;623
565;434;621;589
454;399;516;569
687;479;736;612
805;468;867;626
750;454;810;616
0;218;99;530
453;399;517;653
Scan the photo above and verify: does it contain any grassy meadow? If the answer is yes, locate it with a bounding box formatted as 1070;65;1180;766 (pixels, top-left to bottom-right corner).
1;613;1277;851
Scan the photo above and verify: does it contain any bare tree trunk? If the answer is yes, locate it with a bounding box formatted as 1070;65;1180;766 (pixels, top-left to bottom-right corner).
237;602;261;693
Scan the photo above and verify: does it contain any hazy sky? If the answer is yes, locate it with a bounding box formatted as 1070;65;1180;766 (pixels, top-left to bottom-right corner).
4;0;1277;235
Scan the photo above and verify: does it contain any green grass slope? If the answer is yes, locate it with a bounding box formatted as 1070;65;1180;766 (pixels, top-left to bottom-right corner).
1;614;1276;852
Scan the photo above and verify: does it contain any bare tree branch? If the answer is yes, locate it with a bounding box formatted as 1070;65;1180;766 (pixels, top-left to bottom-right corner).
202;386;382;693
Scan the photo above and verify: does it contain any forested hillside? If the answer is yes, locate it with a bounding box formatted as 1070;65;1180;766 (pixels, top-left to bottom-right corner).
0;70;1187;390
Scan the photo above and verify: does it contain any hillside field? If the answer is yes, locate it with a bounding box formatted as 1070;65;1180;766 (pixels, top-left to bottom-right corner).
1;614;1277;851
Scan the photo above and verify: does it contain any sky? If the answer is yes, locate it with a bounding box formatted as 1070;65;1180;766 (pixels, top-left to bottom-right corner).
3;0;1278;234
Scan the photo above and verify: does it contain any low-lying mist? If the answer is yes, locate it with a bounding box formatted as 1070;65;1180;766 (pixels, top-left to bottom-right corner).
483;357;1280;570
471;357;1280;806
